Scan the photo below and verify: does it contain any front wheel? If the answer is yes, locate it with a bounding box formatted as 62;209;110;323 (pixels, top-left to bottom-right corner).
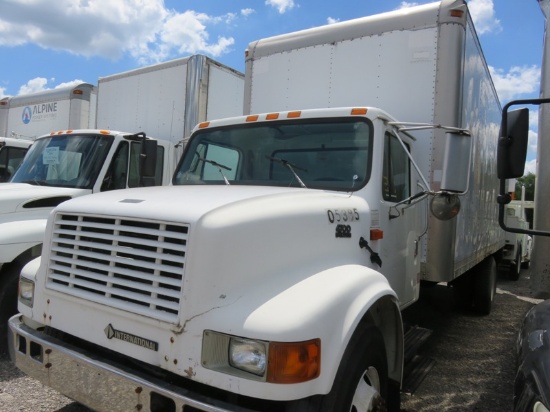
509;245;522;281
287;326;399;412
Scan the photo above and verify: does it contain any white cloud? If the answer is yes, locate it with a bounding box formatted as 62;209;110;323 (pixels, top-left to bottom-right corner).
265;0;296;14
17;77;87;95
398;2;419;9
0;87;7;99
327;17;339;24
241;8;255;17
0;0;236;64
467;0;501;35
489;65;540;103
18;77;49;95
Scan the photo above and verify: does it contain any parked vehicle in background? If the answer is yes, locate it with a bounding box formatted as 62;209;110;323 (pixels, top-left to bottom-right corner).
0;137;32;182
502;197;533;280
96;54;244;146
0;55;244;350
8;1;505;411
0;83;97;139
0;83;97;183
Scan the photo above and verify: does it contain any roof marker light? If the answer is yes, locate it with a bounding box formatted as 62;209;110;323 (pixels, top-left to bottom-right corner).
287;111;301;118
246;115;259;122
450;9;464;18
266;113;279;120
198;122;210;129
351;108;368;115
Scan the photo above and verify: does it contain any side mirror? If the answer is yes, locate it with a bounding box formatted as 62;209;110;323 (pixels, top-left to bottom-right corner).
497;108;529;179
441;131;472;193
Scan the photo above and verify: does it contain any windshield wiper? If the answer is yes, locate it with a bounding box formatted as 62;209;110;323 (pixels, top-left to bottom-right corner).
266;155;307;188
198;157;232;185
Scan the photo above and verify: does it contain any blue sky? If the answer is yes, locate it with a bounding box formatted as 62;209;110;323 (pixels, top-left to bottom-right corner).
0;0;544;173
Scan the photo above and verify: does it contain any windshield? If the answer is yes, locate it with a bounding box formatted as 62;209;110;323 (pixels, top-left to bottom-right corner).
11;134;113;188
174;118;372;191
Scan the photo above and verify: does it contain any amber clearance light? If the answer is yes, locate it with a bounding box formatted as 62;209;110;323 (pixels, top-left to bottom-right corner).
267;339;321;384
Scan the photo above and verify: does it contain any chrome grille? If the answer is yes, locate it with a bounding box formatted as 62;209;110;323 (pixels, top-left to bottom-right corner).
47;213;188;323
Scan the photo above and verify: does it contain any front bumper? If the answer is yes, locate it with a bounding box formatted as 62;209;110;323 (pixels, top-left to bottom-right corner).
8;315;257;412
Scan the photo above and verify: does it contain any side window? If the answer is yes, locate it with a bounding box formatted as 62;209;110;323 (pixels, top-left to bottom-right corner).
7;147;28;175
202;144;239;180
128;142;165;187
382;133;410;202
101;141;129;191
0;147;8;182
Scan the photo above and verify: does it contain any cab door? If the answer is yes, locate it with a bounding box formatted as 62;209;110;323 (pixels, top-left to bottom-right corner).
378;130;423;308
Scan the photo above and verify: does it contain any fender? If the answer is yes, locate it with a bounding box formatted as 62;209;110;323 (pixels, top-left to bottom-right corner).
0;219;47;264
194;264;403;400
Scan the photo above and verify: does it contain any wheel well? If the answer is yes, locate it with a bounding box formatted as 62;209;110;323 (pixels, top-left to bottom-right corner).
1;244;42;272
361;295;404;386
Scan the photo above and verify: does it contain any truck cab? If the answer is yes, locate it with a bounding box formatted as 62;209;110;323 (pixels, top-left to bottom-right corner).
0;129;176;347
9;108;471;411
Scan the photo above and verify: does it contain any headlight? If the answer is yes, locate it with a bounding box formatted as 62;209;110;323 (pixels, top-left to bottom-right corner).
203;330;321;383
229;337;267;376
18;277;35;308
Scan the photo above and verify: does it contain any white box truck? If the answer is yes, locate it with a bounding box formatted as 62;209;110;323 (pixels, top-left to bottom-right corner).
96;54;245;145
8;1;503;410
0;55;244;348
2;83;97;138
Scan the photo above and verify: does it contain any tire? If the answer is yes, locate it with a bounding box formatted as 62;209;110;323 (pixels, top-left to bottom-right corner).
472;256;497;316
286;326;399;412
451;271;474;310
509;245;521;281
0;262;22;354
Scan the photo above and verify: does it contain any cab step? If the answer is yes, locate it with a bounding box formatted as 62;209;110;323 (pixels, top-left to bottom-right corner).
402;325;434;395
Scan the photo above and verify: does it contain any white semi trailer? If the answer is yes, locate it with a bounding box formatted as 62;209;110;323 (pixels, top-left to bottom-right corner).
8;1;504;411
0;55;244;348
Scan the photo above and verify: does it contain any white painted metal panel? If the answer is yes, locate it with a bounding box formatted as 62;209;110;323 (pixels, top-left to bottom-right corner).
96;58;189;144
205;63;245;121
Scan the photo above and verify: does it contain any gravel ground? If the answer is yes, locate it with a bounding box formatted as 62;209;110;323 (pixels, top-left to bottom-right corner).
0;267;540;412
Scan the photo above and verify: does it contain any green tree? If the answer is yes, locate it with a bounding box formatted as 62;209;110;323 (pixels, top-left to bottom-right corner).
514;172;536;200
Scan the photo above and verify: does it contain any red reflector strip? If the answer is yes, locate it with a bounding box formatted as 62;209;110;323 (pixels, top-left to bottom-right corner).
450;10;464;17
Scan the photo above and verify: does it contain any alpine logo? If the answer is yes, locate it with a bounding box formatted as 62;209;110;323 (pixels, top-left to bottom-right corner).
22;107;32;124
104;324;158;351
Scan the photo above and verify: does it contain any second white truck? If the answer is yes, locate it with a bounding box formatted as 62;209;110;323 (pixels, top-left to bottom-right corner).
9;1;504;410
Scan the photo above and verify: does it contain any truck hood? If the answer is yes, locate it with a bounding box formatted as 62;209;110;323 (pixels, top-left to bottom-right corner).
55;185;333;222
0;183;90;215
